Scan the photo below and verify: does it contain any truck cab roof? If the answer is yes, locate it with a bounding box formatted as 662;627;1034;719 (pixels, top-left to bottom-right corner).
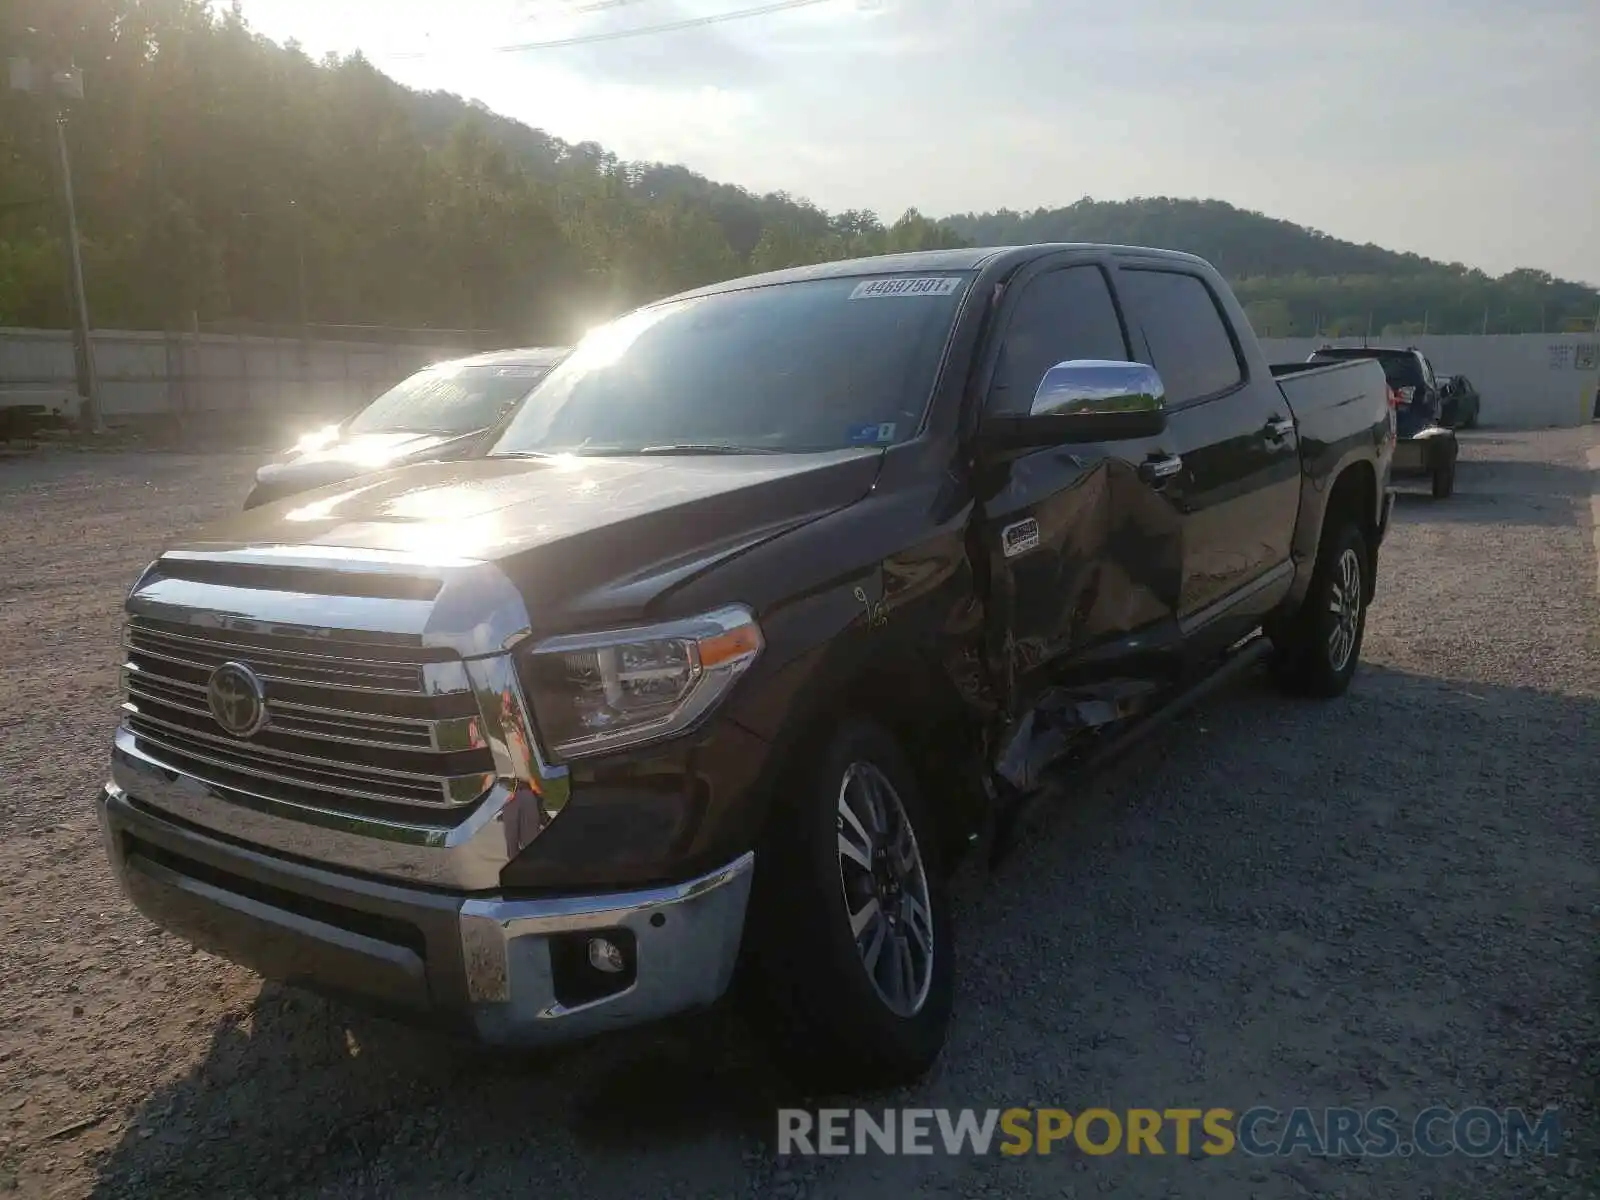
662;243;1218;304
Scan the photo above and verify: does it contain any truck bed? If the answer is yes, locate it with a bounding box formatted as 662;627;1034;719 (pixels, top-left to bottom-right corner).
1269;356;1394;606
1271;357;1389;431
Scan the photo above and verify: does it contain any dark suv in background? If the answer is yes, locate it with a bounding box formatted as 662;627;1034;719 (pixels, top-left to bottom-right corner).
1308;345;1458;497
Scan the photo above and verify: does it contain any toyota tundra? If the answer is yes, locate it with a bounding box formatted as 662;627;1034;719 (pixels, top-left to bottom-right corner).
100;244;1395;1086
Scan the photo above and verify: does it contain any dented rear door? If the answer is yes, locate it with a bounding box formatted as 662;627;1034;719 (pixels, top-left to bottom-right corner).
972;255;1185;716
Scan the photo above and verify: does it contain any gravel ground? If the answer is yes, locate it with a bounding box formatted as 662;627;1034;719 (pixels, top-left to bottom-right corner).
0;429;1596;1199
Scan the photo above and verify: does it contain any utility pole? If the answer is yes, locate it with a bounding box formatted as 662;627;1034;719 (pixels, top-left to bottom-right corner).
52;104;102;432
9;57;102;432
289;198;312;410
289;198;309;331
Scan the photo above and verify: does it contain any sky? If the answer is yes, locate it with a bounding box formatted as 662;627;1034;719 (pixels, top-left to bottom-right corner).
233;0;1600;284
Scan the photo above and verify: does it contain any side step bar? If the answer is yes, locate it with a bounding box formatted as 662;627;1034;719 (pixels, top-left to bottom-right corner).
988;634;1276;867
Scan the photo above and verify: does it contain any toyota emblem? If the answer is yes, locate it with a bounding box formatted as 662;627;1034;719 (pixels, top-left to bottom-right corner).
207;660;269;738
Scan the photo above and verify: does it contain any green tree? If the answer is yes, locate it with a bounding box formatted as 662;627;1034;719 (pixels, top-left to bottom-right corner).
1;3;1593;341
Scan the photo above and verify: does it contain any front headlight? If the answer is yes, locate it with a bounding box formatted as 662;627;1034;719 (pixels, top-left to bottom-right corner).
519;606;764;761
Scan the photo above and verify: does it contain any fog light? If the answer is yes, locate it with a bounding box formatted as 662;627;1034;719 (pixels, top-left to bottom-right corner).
587;936;626;974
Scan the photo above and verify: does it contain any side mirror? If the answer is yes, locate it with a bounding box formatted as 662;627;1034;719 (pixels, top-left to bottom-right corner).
983;360;1168;449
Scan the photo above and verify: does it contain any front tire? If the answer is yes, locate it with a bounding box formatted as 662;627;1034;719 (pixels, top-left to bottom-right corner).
1271;521;1369;698
744;717;955;1089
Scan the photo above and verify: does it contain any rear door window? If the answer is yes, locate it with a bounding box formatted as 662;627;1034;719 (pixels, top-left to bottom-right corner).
1119;270;1244;405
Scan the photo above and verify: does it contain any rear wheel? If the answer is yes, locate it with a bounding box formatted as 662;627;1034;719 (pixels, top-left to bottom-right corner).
1271;521;1369;698
744;717;954;1088
1431;449;1456;499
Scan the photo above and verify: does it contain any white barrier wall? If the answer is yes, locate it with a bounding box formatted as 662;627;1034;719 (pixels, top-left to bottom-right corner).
4;327;1598;429
1259;333;1600;428
0;328;480;425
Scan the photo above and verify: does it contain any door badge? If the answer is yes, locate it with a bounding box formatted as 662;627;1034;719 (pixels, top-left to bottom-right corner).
1001;518;1041;559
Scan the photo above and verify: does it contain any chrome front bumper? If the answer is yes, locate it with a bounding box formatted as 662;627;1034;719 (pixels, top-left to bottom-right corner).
98;783;754;1045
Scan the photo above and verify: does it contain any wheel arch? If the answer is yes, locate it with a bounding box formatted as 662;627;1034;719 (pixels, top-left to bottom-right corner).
1279;455;1377;616
740;632;988;869
1321;459;1379;602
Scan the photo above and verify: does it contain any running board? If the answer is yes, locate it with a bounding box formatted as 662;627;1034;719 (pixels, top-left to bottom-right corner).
988;634;1276;867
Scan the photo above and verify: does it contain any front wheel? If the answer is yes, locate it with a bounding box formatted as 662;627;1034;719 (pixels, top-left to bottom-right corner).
744;717;955;1088
1271;521;1369;698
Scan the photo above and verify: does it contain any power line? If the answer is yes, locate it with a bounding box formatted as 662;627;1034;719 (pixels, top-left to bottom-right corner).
543;0;661;13
386;0;837;58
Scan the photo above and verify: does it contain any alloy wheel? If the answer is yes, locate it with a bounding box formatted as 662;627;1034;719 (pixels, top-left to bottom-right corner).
835;761;934;1018
1327;547;1363;672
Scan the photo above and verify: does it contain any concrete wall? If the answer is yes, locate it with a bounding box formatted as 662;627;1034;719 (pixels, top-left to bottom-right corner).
1258;332;1600;427
0;327;481;431
5;328;1599;432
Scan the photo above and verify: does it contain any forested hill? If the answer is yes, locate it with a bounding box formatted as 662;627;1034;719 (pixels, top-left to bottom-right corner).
942;199;1599;337
1;1;1594;341
944;200;1447;282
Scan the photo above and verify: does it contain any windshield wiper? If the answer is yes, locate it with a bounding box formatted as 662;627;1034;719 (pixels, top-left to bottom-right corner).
632;443;787;456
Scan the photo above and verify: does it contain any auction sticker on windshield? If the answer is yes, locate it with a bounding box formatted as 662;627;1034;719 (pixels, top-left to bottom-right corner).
848;277;963;300
849;422;899;445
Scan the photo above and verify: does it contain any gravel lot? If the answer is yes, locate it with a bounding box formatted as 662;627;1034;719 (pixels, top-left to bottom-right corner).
1;429;1596;1200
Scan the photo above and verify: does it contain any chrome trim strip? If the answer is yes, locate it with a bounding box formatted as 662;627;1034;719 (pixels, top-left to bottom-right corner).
122;665;485;753
161;545;481;573
464;654;570;831
129;579;437;645
121;643;470;700
127;684;433;753
103;779;753;1043
127;620;436;672
120;705;486;794
112;729;538;889
129;551;536;657
460;852;755;1033
116;553;566;886
1177;559;1297;637
124;720;490;809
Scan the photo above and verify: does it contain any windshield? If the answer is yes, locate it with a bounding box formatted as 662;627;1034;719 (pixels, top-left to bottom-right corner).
489;273;973;457
347;362;553;435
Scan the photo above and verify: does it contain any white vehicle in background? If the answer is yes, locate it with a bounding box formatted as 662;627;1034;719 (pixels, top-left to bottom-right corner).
243;346;569;509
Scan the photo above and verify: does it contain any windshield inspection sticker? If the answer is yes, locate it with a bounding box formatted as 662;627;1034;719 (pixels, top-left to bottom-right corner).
1002;517;1041;558
848;422;898;445
848;276;963;300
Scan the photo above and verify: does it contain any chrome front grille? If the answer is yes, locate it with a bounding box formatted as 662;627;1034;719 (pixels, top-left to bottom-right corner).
126;621;431;694
122;616;495;818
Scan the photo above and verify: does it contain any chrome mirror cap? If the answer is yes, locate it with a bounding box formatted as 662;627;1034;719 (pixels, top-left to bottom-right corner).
1029;360;1167;419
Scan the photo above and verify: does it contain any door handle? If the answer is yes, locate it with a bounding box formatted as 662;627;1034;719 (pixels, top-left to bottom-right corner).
1138;454;1183;485
1264;416;1295;440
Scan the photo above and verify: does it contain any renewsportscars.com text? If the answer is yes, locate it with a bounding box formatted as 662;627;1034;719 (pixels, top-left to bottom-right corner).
777;1107;1562;1158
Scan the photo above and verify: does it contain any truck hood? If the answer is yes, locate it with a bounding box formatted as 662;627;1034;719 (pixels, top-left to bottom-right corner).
183;449;885;627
